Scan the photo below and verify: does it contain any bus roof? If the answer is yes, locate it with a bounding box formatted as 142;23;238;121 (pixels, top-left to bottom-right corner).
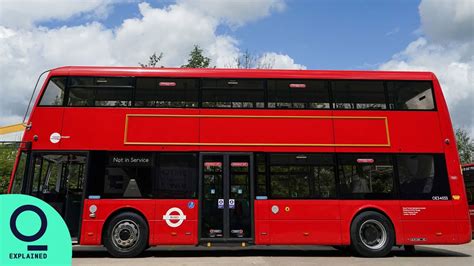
49;66;436;80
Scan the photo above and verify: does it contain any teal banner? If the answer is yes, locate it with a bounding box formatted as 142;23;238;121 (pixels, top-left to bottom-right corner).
0;194;72;265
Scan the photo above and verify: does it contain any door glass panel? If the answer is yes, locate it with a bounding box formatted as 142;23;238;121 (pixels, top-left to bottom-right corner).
229;156;251;238
201;156;224;238
29;154;86;238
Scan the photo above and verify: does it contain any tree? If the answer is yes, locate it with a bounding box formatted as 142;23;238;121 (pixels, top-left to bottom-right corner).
455;128;474;164
0;143;18;194
139;52;164;68
227;49;274;69
235;49;257;69
181;45;211;68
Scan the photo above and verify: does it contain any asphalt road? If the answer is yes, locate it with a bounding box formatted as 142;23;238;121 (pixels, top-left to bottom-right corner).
73;242;474;266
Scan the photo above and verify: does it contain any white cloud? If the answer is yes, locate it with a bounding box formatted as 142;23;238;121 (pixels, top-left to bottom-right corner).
207;35;240;68
0;0;114;29
419;0;474;42
177;0;285;27
258;52;306;69
0;0;304;126
380;0;474;136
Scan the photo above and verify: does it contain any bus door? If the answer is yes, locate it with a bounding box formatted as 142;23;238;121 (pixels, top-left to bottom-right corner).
200;153;253;243
27;152;87;239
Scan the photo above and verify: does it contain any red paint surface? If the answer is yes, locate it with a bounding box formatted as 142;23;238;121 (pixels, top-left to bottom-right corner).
13;67;471;247
81;199;198;245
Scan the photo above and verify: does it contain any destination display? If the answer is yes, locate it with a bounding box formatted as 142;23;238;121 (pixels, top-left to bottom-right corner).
108;152;153;167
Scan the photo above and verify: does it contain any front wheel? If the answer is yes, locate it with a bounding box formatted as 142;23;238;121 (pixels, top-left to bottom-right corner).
103;212;149;258
350;211;394;257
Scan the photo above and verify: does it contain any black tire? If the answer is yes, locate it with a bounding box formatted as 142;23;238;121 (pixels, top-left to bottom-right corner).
103;212;148;258
350;211;394;257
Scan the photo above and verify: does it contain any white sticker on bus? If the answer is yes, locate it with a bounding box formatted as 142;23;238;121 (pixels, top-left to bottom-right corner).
50;132;61;144
162;207;187;228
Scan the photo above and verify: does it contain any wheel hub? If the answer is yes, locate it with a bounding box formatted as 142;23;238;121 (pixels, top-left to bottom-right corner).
359;219;387;250
112;220;140;250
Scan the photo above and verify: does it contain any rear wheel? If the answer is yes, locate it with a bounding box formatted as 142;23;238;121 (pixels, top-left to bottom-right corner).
350;211;394;257
103;212;148;258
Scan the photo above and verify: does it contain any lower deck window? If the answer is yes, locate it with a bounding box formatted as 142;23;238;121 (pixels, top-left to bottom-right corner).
396;154;450;199
87;152;197;199
267;154;336;199
338;155;395;199
154;153;198;199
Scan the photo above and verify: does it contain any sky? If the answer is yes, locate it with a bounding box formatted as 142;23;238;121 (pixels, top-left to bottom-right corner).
0;0;473;136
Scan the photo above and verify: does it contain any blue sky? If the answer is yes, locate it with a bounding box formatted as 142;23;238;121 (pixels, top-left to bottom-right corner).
39;0;422;70
0;0;472;135
226;0;421;69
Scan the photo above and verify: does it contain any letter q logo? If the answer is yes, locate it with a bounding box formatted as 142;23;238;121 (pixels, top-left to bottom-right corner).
10;204;48;251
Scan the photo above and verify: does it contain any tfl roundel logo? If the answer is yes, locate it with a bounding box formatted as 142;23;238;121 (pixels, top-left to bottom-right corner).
0;194;72;265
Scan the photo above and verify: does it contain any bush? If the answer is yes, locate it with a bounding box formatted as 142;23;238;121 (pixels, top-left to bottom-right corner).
0;143;19;194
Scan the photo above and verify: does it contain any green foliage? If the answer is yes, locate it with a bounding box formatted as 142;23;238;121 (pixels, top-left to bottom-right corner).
455;127;474;164
0;143;19;194
181;45;211;68
139;52;164;68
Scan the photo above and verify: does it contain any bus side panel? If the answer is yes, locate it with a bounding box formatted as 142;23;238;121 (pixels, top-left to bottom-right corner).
399;200;458;244
199;109;335;150
80;199;156;246
23;107;65;150
60;108;201;150
154;200;198;245
255;200;341;245
339;201;402;245
432;76;471;241
333;111;443;154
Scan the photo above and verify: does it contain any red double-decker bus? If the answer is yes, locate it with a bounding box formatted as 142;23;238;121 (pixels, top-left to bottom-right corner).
8;67;471;257
462;163;474;234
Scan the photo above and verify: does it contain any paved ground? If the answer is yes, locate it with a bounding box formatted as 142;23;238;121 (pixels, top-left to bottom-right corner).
73;242;474;266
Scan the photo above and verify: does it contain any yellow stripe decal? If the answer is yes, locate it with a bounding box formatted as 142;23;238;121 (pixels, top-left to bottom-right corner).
0;123;25;135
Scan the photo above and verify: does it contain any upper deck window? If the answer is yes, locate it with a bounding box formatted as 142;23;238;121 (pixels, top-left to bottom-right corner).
39;77;67;106
135;78;198;108
67;77;133;107
333;81;387;110
387;81;435;110
267;80;330;109
201;79;265;108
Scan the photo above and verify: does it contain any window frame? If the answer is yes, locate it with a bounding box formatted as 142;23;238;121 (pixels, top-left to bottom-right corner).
332;80;389;111
134;77;200;108
395;153;451;200
36;76;438;111
66;76;135;108
154;152;199;199
257;152;449;201
263;153;338;200
37;76;69;107
267;79;332;110
200;78;266;109
386;80;437;111
336;153;397;200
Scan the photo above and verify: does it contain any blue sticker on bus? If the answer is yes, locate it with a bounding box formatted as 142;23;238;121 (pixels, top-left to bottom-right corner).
188;201;195;209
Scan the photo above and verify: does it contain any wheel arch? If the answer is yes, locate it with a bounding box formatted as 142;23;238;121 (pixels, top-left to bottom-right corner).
348;206;399;245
